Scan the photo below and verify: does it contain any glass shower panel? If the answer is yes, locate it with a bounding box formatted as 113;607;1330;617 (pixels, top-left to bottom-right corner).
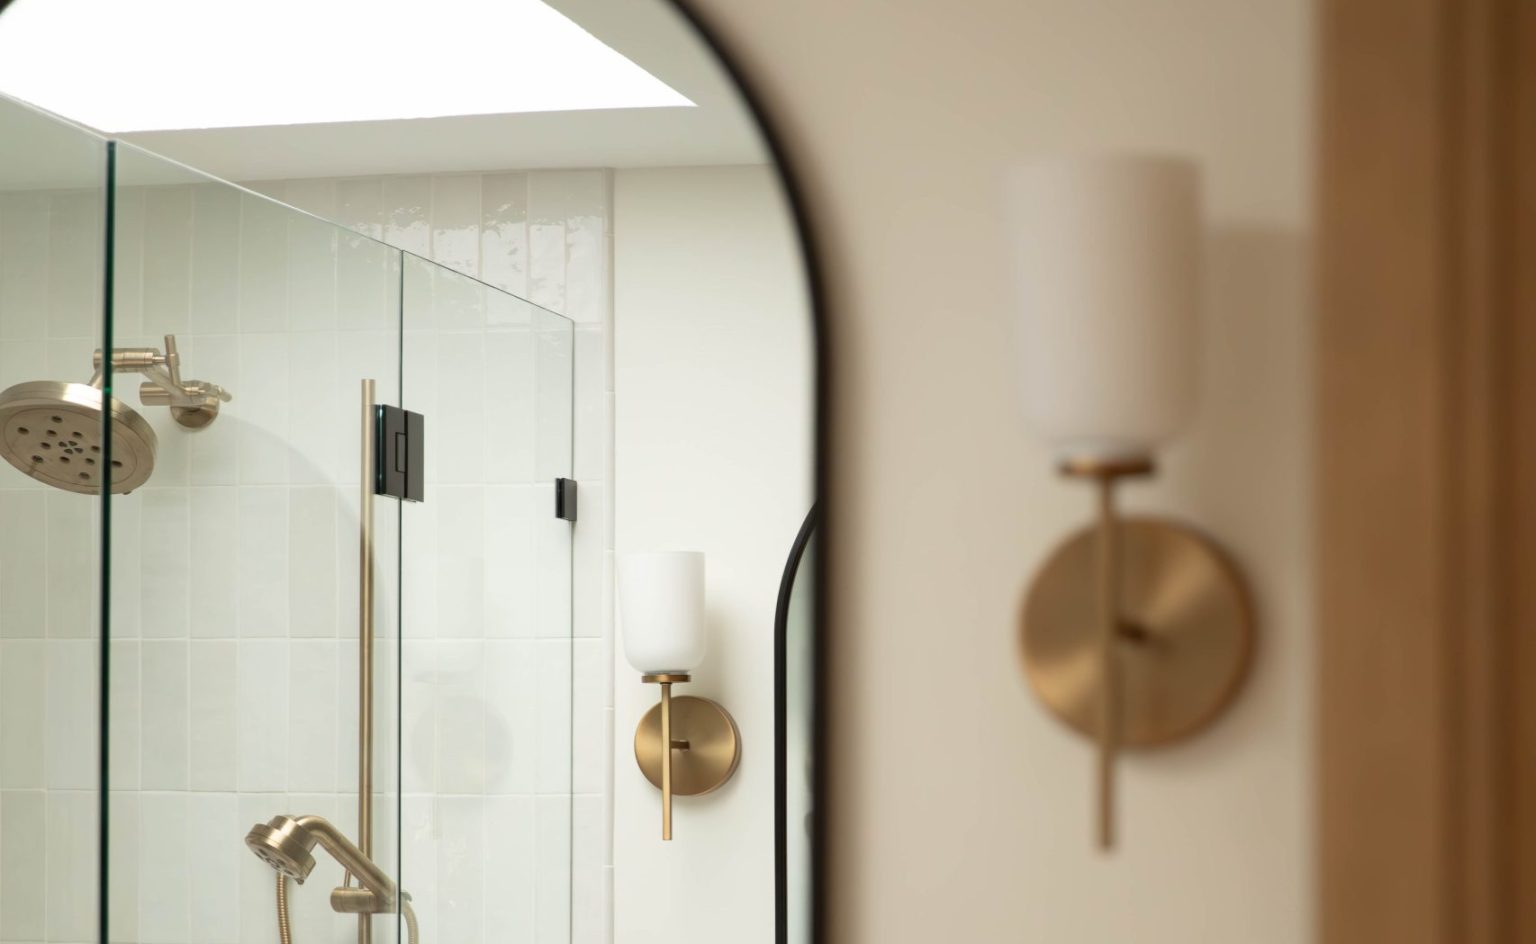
107;142;405;944
398;254;573;944
0;92;107;944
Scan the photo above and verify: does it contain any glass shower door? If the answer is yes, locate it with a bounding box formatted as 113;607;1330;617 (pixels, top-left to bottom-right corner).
105;143;406;944
397;254;574;944
0;92;108;944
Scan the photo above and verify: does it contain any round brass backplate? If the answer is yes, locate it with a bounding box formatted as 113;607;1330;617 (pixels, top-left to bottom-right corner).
635;695;741;796
1020;517;1254;747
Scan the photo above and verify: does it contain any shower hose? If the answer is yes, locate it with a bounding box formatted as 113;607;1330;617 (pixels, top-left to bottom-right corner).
274;874;420;944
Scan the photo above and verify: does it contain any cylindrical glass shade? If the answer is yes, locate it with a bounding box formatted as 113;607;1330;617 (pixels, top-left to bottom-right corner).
1007;155;1201;460
618;551;706;674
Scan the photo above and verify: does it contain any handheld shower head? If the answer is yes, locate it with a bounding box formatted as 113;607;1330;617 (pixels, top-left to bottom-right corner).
244;813;396;906
245;815;319;883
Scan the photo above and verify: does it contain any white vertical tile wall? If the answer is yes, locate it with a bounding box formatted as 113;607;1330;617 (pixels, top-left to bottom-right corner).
3;166;612;944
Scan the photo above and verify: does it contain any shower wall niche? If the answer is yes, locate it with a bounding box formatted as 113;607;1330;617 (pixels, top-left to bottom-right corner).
0;92;575;944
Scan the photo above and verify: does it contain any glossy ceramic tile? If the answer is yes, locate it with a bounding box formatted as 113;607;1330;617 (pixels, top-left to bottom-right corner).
382;176;432;257
431;175;481;278
43;492;94;639
482;328;538;484
483;486;537;638
483;795;537;943
138;792;191;944
535;795;573;943
572;483;604;640
572;638;607;795
140;640;189;791
237;194;289;335
46;190;103;342
189;183;241;336
288;486;339;637
0;193;51;340
44;639;95;790
109;640;142;790
572;793;608;944
481;172;529;298
187;336;242;486
139;185;194;338
0;790;47;940
287;213;340;334
436;797;486;943
484;639;537;795
235;640;287;793
236;486;288;638
0;493;47;637
287;639;340;793
187;792;241;944
107;793;141;941
189;640;238;791
188;487;239;636
336;177;385;241
434;487;486;638
434;640;487;794
0;641;45;788
139;488;191;639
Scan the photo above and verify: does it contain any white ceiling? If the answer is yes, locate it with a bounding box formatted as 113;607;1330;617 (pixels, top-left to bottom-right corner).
110;0;768;181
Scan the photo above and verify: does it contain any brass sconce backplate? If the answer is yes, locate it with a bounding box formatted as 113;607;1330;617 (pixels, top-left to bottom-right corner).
1021;517;1253;746
635;696;741;796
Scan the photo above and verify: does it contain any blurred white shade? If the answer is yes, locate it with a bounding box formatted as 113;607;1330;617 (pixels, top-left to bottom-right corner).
619;551;707;674
1007;155;1201;460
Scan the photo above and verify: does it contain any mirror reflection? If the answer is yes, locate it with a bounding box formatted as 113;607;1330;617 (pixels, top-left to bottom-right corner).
0;1;816;942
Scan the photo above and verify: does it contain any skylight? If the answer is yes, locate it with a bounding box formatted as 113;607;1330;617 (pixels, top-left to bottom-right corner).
0;0;693;132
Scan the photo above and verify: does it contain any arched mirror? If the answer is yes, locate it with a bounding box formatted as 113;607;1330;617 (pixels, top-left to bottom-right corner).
0;1;820;942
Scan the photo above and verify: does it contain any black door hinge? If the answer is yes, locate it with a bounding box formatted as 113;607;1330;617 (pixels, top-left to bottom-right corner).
376;405;424;502
555;478;577;521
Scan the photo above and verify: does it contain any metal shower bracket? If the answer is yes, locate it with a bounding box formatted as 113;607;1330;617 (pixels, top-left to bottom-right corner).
91;333;232;429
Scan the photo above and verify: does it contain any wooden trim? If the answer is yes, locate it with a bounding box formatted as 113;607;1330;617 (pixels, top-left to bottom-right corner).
1317;0;1534;940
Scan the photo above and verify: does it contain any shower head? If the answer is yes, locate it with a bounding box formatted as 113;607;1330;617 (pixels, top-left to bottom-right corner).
244;813;396;905
0;380;156;494
245;815;319;884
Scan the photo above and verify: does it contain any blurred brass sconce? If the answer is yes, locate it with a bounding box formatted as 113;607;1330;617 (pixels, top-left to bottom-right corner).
1008;155;1255;851
620;551;742;841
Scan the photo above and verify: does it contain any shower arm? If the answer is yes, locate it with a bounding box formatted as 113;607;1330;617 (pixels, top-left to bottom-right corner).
89;334;232;409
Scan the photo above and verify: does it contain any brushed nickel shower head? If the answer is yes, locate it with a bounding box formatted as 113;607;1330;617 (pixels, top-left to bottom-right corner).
0;380;155;494
0;333;230;494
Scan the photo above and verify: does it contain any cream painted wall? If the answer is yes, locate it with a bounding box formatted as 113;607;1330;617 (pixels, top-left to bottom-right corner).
687;1;1315;941
611;165;813;944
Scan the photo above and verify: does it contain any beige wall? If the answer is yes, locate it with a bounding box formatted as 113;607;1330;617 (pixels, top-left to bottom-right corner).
686;1;1316;941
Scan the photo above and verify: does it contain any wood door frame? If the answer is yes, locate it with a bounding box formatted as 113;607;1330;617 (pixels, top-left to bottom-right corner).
1317;0;1536;940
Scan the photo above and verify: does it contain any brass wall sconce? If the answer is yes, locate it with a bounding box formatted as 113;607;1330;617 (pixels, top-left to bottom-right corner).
1008;156;1255;851
620;551;741;840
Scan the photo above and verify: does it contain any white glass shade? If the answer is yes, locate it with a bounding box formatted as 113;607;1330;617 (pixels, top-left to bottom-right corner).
618;551;706;675
1007;155;1201;460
